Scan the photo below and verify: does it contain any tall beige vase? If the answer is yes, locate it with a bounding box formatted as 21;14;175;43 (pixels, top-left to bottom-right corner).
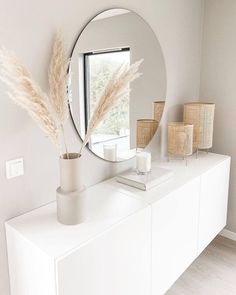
56;153;86;225
184;102;215;152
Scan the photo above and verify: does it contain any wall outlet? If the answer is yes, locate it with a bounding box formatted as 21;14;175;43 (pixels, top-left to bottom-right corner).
6;158;24;179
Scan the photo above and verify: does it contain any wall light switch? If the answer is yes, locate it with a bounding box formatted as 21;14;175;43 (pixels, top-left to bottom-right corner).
6;158;24;179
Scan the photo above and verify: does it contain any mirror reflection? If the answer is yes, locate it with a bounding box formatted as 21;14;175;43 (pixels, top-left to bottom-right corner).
69;8;167;161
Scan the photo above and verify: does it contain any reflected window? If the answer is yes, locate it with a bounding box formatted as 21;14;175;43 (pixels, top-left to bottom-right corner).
84;48;130;155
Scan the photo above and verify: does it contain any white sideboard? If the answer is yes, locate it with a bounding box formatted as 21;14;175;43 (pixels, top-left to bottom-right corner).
5;153;231;295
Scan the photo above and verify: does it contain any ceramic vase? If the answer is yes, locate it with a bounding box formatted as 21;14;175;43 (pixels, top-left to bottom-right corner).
56;153;86;225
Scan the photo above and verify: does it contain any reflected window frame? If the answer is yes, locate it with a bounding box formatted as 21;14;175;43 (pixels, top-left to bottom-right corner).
83;47;130;148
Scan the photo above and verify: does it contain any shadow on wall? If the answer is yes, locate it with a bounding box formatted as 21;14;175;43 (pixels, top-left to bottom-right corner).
166;104;184;123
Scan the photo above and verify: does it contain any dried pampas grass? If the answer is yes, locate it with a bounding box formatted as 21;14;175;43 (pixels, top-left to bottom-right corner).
49;31;70;157
79;59;143;155
49;32;69;124
0;48;59;146
0;33;143;160
0;32;71;157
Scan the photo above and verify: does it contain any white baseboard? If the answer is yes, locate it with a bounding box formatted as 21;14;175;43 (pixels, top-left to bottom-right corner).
220;229;236;241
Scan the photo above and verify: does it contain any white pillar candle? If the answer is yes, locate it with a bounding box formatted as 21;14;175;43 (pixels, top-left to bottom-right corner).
136;152;151;174
103;144;117;161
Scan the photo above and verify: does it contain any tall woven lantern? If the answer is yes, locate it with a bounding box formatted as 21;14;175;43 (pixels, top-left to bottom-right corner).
153;101;165;123
168;122;194;160
184;102;215;152
136;119;158;149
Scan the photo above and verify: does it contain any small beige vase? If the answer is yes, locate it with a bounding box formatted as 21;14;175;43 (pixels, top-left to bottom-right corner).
56;153;86;225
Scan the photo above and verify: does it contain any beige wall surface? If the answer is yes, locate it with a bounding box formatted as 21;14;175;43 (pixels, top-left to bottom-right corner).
0;0;204;294
200;0;236;233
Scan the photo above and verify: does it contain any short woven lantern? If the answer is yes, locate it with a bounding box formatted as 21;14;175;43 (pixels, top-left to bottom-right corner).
136;119;158;149
168;122;194;164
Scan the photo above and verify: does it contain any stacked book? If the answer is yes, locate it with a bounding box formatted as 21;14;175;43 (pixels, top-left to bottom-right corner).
116;166;173;191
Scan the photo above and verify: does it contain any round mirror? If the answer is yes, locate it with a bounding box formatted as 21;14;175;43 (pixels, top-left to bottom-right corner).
69;8;167;162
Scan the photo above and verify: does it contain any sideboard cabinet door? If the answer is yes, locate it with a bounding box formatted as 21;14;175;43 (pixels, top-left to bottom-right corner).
198;159;230;254
152;177;200;295
56;208;151;295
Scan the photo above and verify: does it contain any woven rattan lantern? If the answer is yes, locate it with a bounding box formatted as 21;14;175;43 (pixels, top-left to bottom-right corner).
153;101;165;123
168;122;194;162
136;119;158;149
184;102;215;152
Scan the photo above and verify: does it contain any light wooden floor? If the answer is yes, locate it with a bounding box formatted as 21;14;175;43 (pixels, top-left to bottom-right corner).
167;236;236;295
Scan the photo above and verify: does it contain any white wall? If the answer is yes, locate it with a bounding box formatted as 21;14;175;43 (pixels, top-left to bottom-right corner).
0;0;204;294
200;0;236;233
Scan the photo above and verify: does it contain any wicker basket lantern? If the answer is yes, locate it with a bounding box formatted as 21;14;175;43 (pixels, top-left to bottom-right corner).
168;122;194;159
153;101;165;123
184;102;215;152
136;119;158;149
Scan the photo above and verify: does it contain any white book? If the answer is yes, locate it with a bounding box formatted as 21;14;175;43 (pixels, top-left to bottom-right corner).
116;166;173;191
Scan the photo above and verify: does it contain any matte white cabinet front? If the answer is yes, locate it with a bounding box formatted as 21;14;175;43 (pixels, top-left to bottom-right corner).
5;186;150;295
5;153;230;295
56;209;151;295
198;159;230;254
152;178;200;295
